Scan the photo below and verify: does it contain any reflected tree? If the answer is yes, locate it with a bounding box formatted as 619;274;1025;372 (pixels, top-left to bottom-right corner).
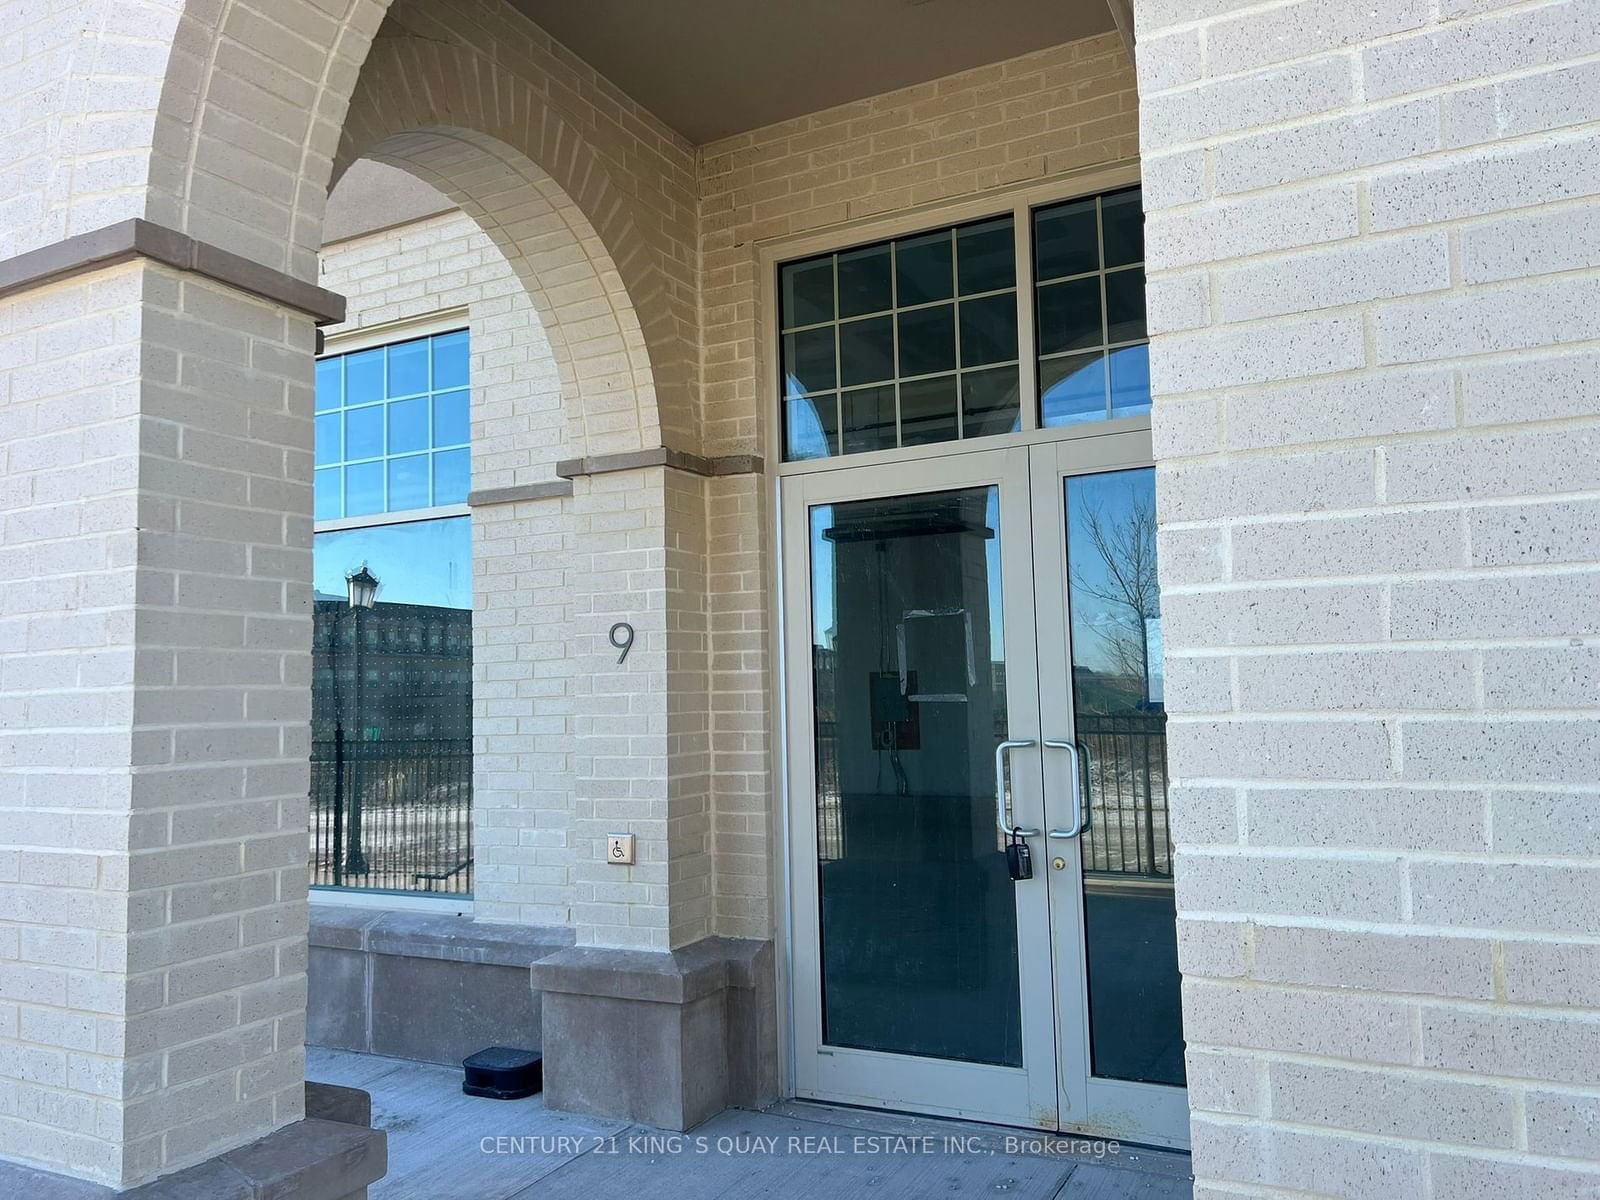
1071;496;1159;707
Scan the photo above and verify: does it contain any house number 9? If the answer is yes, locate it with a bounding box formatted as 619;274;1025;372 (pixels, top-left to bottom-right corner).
608;622;635;664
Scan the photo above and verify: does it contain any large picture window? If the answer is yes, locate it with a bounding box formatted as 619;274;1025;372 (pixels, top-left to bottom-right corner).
776;185;1148;462
310;327;474;896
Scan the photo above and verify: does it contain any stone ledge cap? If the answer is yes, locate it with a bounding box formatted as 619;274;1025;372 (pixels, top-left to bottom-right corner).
0;1118;384;1200
555;447;763;480
0;218;346;324
310;903;574;967
531;936;769;1005
467;479;574;506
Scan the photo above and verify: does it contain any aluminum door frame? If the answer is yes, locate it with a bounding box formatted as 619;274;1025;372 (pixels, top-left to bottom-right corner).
1029;432;1191;1151
780;444;1063;1129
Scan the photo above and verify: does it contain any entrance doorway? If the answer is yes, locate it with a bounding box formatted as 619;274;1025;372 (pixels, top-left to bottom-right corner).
781;433;1187;1147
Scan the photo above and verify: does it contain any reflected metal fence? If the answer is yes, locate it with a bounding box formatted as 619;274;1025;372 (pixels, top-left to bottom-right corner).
1078;712;1171;879
815;719;844;860
310;734;473;893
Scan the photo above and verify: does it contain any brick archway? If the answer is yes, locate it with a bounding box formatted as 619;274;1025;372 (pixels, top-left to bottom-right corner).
335;119;661;459
333;12;697;456
150;0;394;278
68;0;694;460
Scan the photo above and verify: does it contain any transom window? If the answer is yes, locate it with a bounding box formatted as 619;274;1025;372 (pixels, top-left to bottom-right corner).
314;328;471;519
1034;188;1149;426
777;185;1148;462
781;216;1020;460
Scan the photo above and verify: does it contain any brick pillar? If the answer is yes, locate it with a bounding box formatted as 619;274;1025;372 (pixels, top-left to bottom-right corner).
535;462;773;1130
0;262;322;1188
1137;1;1600;1195
568;465;711;951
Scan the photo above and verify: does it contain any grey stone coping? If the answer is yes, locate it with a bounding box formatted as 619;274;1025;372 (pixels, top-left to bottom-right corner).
309;904;574;967
466;479;574;506
530;936;770;1005
555;447;764;479
0;1118;384;1200
0;218;346;324
305;1081;372;1128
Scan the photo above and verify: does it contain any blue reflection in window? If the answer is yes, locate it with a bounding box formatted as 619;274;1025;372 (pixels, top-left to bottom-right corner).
314;413;341;466
313;329;470;517
346;461;384;517
1041;351;1108;426
432;390;468;447
388;454;429;510
315;358;342;411
388;397;427;454
345;405;383;460
314;468;341;521
1109;343;1151;418
387;338;428;397
785;392;835;460
346;348;384;405
432;330;469;390
314;516;472;610
433;449;469;505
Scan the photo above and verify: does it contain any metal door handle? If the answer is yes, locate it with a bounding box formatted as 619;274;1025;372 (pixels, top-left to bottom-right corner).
994;739;1039;837
1045;739;1090;839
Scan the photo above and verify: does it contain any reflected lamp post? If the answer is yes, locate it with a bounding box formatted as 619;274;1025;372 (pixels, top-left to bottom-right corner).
333;564;379;883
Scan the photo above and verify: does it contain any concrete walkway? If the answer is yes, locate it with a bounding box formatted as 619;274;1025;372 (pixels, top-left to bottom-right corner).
309;1048;1193;1200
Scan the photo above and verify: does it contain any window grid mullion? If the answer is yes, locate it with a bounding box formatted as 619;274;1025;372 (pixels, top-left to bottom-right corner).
831;254;843;456
890;240;903;449
788;205;1147;460
951;229;965;441
1096;195;1112;422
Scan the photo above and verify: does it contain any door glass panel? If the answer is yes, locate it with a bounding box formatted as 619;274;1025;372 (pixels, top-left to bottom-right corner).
1063;467;1184;1088
810;487;1021;1067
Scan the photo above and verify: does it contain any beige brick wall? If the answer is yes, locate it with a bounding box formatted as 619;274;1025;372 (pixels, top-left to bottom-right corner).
0;1;176;261
9;0;1600;1192
0;261;315;1188
0;0;387;280
322;203;716;950
321;209;584;929
0;264;146;1187
1136;0;1600;1193
697;33;1140;939
315;30;1142;948
327;1;721;949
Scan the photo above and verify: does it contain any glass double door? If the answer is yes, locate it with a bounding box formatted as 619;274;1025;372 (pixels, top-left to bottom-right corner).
782;436;1187;1147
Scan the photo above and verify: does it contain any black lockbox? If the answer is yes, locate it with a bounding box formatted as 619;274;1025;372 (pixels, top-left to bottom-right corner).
462;1046;543;1100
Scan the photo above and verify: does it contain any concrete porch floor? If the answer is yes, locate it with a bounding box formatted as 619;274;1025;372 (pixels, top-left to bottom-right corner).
308;1048;1194;1199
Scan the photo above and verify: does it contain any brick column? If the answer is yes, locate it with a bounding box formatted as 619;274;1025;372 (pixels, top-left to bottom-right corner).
0;259;373;1190
1137;1;1600;1195
533;460;772;1131
568;465;711;951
